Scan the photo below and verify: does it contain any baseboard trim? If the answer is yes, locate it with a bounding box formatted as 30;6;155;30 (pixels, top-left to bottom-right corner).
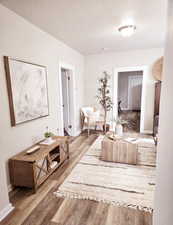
0;203;14;222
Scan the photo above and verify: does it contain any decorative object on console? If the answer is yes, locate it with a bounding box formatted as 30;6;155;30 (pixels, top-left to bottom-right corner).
26;145;40;154
96;71;113;133
4;56;49;126
43;126;55;144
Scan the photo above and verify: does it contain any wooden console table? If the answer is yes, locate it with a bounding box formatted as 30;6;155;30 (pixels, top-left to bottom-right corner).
9;136;69;192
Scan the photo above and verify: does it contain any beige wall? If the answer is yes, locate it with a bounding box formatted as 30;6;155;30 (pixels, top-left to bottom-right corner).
154;1;173;224
0;4;84;215
85;48;164;132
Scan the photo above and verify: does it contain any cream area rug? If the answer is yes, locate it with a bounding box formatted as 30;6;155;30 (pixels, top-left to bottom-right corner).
54;135;156;213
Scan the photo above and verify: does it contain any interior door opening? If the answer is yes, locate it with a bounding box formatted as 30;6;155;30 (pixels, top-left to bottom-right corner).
61;68;73;136
118;70;143;132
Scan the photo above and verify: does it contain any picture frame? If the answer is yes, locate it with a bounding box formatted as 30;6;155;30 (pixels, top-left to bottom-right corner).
4;56;49;126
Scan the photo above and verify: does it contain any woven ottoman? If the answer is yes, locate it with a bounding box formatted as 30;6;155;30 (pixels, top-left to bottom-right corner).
101;135;138;165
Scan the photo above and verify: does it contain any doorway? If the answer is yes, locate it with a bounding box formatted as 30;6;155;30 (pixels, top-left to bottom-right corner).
59;63;76;136
113;66;148;133
118;71;143;132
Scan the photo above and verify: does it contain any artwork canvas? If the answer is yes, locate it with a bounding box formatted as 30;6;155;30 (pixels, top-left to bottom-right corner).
4;56;49;126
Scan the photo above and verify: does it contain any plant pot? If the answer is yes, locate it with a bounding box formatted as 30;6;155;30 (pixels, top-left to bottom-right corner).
115;124;123;136
46;137;52;143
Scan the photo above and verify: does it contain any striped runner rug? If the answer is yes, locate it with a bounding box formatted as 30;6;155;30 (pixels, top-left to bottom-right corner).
54;135;156;212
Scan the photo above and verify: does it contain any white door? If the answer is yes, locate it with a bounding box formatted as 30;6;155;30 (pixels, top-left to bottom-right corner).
67;69;73;135
61;69;73;135
128;75;142;110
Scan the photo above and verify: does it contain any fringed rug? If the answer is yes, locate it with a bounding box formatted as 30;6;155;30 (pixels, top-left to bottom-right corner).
54;135;156;213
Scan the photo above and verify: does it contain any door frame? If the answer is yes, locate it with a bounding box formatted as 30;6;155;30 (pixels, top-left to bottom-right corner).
112;66;148;133
58;62;76;136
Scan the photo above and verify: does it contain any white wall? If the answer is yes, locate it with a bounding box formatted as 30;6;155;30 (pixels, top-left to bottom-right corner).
0;3;84;217
85;48;164;132
154;1;173;224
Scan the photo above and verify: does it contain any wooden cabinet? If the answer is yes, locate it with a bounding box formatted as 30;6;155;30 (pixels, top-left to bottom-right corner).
153;81;161;136
154;81;161;116
9;136;69;192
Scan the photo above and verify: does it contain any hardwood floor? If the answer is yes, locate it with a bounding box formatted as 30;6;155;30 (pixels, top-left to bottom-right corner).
0;133;152;225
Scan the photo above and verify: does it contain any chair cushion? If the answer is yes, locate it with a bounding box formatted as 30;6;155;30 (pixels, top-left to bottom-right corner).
81;107;94;117
87;111;100;121
84;111;100;123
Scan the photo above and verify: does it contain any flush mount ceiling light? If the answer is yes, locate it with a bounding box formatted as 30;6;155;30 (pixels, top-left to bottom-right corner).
118;25;136;37
101;47;109;51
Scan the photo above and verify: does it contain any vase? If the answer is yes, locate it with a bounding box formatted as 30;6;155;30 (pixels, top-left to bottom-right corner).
115;124;123;136
111;122;116;131
46;137;52;143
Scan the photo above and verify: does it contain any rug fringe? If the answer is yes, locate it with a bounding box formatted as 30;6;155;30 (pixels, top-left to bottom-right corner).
54;190;153;213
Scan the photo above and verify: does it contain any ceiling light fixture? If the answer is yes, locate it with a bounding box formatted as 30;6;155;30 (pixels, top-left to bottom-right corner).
101;47;109;51
118;25;136;37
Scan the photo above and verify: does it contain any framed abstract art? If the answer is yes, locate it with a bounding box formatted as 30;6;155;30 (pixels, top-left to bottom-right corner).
4;56;49;126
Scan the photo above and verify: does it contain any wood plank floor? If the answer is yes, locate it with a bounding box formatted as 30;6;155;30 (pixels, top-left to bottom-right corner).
0;133;152;225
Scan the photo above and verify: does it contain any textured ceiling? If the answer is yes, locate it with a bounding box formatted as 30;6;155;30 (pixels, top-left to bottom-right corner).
0;0;167;55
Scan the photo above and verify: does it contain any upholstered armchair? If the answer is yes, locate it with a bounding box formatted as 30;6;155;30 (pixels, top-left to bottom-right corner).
80;107;104;136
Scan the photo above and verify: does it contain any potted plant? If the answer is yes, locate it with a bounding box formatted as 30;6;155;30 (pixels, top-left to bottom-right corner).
97;71;113;133
44;126;54;143
115;117;128;136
